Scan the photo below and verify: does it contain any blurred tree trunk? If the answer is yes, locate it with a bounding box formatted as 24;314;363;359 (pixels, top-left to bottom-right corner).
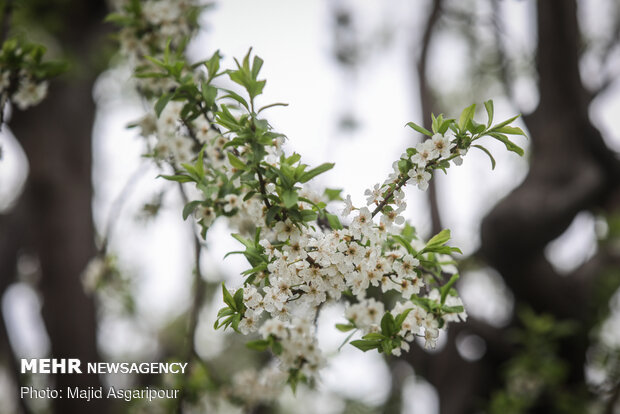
0;1;109;413
403;1;620;413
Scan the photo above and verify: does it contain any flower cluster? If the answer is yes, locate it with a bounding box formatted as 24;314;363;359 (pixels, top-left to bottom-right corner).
108;1;526;405
127;46;523;397
0;38;66;119
108;0;206;96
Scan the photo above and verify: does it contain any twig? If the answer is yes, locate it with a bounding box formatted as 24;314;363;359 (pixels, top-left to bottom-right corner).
371;176;408;218
415;0;443;235
100;164;149;254
175;183;208;414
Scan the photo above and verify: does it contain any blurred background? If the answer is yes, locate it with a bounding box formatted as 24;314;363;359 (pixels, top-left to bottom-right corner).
1;0;620;413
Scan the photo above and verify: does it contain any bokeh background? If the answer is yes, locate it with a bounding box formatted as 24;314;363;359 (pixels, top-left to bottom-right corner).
1;0;620;413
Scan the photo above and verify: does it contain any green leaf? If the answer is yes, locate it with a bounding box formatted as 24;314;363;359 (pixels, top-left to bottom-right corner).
154;92;173;117
233;288;244;310
251;55;264;79
426;229;451;249
325;213;343;230
439;119;454;135
484;100;494;127
380;312;396;336
182;201;202;220
217;307;234;318
490;115;520;131
494;125;526;136
440;274;459;305
324;188;343;201
286;153;302;165
231;313;241;332
231;233;254;249
205;50;221;79
158;174;194;183
221;283;236;310
300;210;318;222
381;340;393;355
458;104;476;130
488;133;525;156
257;102;288;114
246;339;270;351
282;189;299;209
395;308;413;330
350;340;381;352
104;12;134;26
392;235;415;255
222;89;249;111
401;223;416;242
441;305;465;314
406;121;432;136
472;144;496;169
336;323;356;332
227;152;247;170
362;333;386;340
299;163;335;183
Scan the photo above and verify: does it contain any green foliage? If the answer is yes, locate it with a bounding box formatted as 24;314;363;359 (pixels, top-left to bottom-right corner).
487;308;584;414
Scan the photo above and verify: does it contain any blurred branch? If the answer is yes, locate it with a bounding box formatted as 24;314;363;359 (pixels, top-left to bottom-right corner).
401;315;514;414
1;0;13;44
176;183;208;414
589;3;620;101
477;2;620;409
99;164;149;255
415;0;443;236
490;0;517;107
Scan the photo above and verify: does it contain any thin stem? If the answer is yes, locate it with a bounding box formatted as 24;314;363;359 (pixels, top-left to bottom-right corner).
255;167;272;210
371;176;408;218
100;164;149;254
176;183;209;414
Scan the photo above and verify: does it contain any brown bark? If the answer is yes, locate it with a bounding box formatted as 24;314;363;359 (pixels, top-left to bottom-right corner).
416;0;444;237
477;0;620;410
401;1;620;413
0;1;110;413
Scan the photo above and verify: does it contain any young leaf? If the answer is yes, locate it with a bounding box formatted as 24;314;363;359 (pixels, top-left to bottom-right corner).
227;152;247;170
472;144;496;170
488;133;525;156
380;312;396;337
406;121;432;136
458;103;476;130
324;188;343;201
182;201;202;220
335;323;356;332
494;125;526;136
484;99;494;127
221;283;236;310
246;339;270;351
299;163;335;183
281;189;299;209
154;92;173;117
329;213;345;230
350;339;381;352
440;274;460;305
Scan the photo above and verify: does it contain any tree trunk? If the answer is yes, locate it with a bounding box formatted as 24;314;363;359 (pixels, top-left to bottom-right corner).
1;1;110;413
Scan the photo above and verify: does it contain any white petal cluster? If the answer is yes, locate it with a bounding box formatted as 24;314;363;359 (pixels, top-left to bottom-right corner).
12;76;48;110
231;366;287;406
113;0;203;94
